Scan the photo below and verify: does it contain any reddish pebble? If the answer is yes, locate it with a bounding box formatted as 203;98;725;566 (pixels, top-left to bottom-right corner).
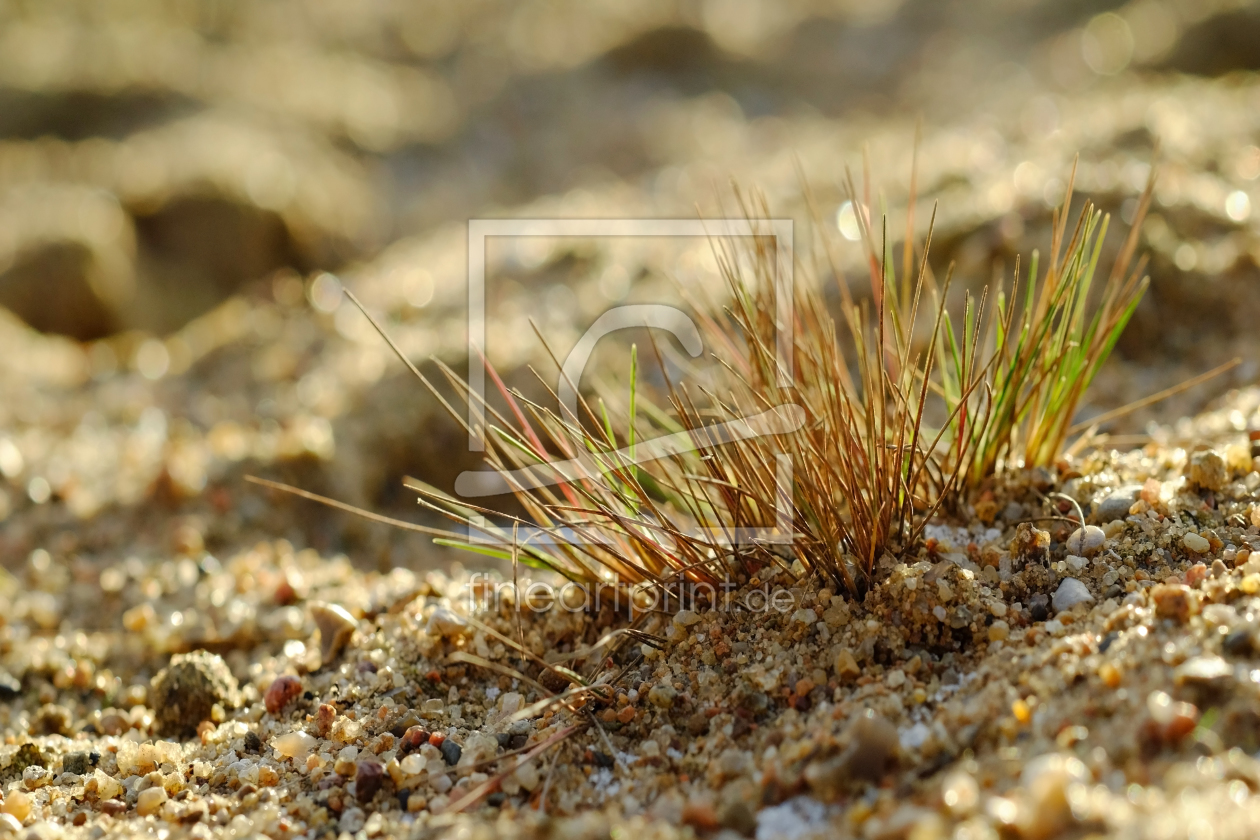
265;675;303;715
315;703;336;737
1185;563;1208;587
1165;712;1198;742
1152;583;1194;623
681;801;719;831
274;578;297;605
355;760;384;803
399;726;429;755
428;732;445;747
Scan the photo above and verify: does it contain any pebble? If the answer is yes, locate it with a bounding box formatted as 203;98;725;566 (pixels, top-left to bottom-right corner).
264;675;303;714
1147;690;1199;742
1185;562;1208;587
673;609;701;627
0;815;20;836
150;651;240;737
340;807;366;834
355;760;384;802
311;602;357;664
399;726;430;755
2;792;31;823
1182;532;1210;554
272;731;317;761
1029;593;1050;621
941;769;979;815
23;766;51;789
1152;583;1197;623
1018;753;1088;840
1224;629;1255;656
91;769;123;800
1174;655;1234;689
837;710;899;783
648;683;677;709
1010;523;1050;560
833;648;860;681
62;752;92;776
1186;450;1228;491
1051;578;1093;612
315;703;337;737
136;787;168;816
440;739;463;766
426;607;467;638
1094;487;1140;522
988;620;1010;642
1066;525;1105;557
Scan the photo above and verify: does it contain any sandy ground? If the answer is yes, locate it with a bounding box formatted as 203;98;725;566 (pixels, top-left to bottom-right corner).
5;1;1260;838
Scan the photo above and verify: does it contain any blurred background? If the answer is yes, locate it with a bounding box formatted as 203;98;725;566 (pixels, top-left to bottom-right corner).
2;0;1260;578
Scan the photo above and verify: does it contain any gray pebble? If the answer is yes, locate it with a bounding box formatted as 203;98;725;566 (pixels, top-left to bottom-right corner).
1093;487;1140;522
62;752;92;776
440;738;463;766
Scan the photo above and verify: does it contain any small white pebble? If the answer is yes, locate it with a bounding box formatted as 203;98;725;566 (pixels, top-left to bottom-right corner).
272;731;317;760
1183;532;1210;554
136;787;168;816
673;609;701;627
1052;578;1094;612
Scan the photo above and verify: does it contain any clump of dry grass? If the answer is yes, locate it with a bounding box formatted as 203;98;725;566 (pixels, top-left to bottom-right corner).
260;160;1156;602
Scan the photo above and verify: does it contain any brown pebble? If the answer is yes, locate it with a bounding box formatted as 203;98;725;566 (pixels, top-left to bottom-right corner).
399;726;429;755
355;760;384;803
833;649;860;682
264;676;303;715
101;800;127;817
1152;584;1196;623
1165;712;1198;742
1184;563;1207;587
1186;450;1228;491
681;800;720;831
150;651;240;737
617;706;636;724
315;703;337;738
99;711;129;736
